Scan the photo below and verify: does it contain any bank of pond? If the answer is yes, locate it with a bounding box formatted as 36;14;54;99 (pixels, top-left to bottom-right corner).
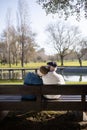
0;66;87;82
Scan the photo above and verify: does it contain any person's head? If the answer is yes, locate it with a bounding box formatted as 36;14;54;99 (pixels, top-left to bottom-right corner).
37;66;50;77
47;61;57;71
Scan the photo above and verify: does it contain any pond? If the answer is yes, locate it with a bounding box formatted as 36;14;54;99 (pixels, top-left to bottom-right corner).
57;66;87;82
63;74;87;82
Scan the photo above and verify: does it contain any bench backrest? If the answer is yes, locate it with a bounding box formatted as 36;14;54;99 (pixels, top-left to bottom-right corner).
0;84;87;111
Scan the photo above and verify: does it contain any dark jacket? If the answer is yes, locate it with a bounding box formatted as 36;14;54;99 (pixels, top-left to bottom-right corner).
22;72;43;101
24;72;43;85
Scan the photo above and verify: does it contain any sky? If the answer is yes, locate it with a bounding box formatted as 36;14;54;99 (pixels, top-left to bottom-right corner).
0;0;87;55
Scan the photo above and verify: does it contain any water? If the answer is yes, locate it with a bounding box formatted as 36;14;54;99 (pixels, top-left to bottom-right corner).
63;75;87;82
57;67;87;82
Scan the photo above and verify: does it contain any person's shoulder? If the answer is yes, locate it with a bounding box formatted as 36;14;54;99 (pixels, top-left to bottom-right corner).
24;72;43;85
53;71;63;77
26;72;33;76
27;72;38;76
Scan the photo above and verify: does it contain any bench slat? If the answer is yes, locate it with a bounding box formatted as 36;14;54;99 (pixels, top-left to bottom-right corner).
42;85;87;95
42;102;86;111
0;102;42;111
0;102;86;111
0;85;41;95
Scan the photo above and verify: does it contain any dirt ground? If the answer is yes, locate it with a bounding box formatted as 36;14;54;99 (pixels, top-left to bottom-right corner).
0;111;87;130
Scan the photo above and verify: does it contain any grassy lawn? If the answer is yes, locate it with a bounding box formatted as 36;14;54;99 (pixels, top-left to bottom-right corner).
0;79;23;84
66;81;87;84
0;80;87;84
0;62;47;68
62;60;87;66
0;60;87;68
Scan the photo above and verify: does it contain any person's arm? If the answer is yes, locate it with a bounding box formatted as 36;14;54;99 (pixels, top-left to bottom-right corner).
57;75;65;84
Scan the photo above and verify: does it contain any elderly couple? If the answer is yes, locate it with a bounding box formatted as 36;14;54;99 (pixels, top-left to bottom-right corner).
24;62;65;100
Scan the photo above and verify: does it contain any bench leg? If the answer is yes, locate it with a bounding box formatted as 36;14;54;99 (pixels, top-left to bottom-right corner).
0;111;9;121
83;112;87;121
72;111;87;121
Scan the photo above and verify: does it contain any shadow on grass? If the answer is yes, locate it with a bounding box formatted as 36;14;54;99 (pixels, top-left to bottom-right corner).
0;111;87;130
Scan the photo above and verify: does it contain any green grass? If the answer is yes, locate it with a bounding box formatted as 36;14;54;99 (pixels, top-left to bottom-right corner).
66;81;87;84
0;79;87;84
0;60;87;68
0;62;47;68
62;60;87;66
0;79;23;84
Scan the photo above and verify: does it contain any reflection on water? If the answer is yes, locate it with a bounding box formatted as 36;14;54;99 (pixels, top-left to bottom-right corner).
64;75;87;82
57;67;87;82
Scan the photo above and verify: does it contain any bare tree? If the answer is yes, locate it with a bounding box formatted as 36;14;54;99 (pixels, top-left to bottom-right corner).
17;0;37;67
4;8;13;67
0;41;7;64
46;22;80;66
74;40;87;66
9;27;20;65
17;0;27;67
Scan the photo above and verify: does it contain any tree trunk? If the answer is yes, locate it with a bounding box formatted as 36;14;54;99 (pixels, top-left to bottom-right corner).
78;58;82;66
9;48;11;67
60;55;64;66
21;33;24;67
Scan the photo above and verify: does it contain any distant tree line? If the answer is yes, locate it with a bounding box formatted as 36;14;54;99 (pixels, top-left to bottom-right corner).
0;0;87;67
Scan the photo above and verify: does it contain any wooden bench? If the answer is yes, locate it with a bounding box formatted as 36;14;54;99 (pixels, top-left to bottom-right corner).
0;84;87;121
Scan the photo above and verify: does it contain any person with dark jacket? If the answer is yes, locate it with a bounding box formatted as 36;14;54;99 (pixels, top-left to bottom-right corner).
22;71;43;101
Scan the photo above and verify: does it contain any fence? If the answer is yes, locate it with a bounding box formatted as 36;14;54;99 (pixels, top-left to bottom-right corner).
0;66;87;80
0;68;37;80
